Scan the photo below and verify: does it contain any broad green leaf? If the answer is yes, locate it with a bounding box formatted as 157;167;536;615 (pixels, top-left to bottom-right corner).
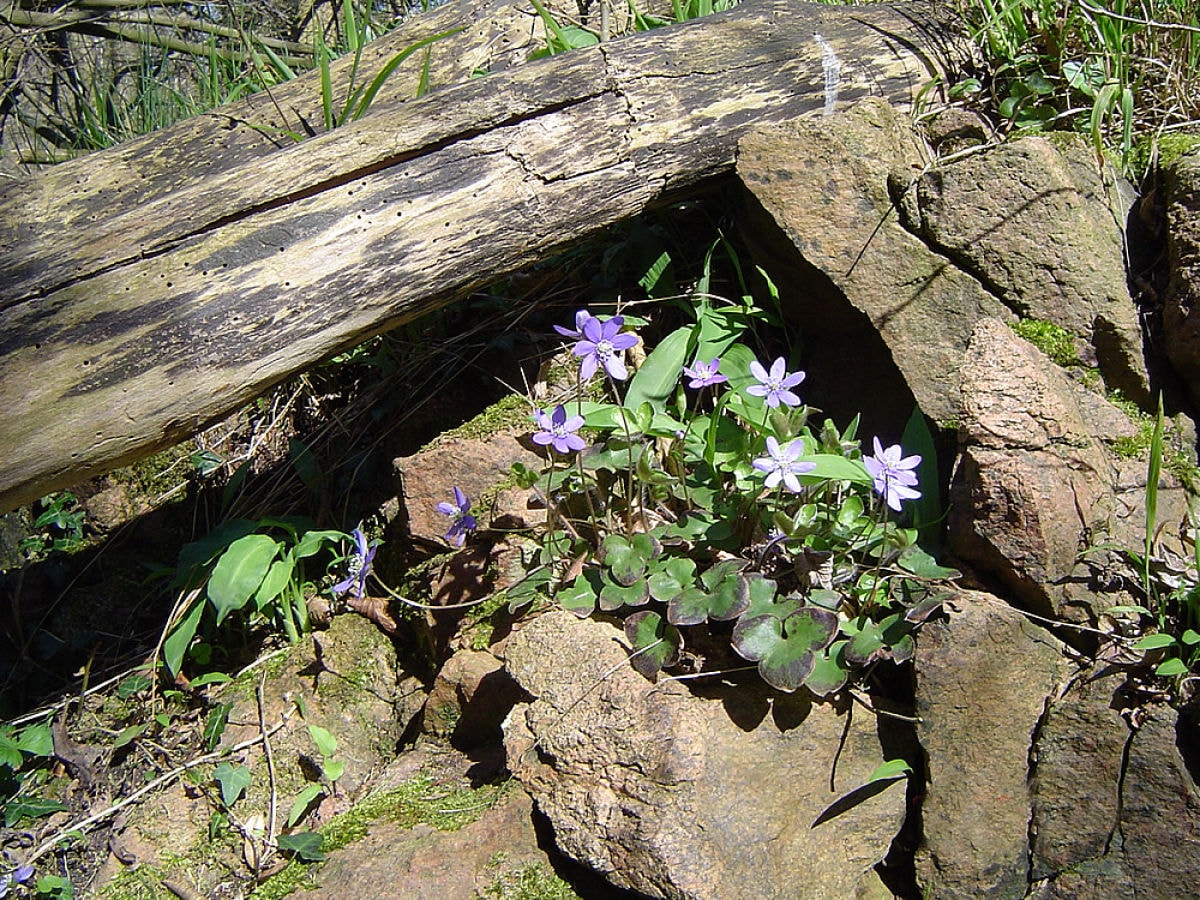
901;406;942;545
558;571;601;618
17;722;53;758
1155;657;1188;677
207;534;280;625
805;640;850;697
212;762;251;808
0;731;22;769
308;724;338;759
163;599;206;676
323;759;345;783
732;607;838;692
666;586;717;626
810;756;912;827
188;672;233;688
600;576;650;611
800;454;872;485
294;529;347;559
647;557;697;603
278;831;327;862
897;547;960;581
173;518;258;588
117;674;153;698
623;610;682;679
1134;632;1177;651
287;783;324;828
5;797;67;826
626;326;693;412
699;560;751;621
255;556;296;611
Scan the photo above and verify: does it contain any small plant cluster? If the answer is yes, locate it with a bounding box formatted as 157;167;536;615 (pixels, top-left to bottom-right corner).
481;301;956;695
951;0;1200;175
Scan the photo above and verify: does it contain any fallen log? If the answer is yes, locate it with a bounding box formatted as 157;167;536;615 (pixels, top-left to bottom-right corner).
0;0;967;513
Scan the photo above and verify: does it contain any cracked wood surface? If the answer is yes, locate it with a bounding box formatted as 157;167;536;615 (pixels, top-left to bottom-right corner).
0;0;962;512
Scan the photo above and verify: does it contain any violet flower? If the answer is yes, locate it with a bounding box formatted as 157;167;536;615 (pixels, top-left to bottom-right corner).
863;437;922;512
572;314;639;381
0;864;34;899
553;309;594;340
752;436;816;493
746;357;805;408
532;404;587;454
333;528;376;600
437;486;477;547
682;357;727;389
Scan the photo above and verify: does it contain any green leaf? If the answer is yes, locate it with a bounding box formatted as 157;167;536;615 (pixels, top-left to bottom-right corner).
173;518;258;588
732;607;838;692
1134;632;1178;651
278;831;326;862
699;560;751;621
308;724;338;759
323;759;345;783
163;599;206;676
801;454;872;485
600;576;650;611
647;556;697;604
207;534;281;625
188;671;233;688
116;674;154;698
805;640;850;697
1156;657;1189;677
897;546;960;580
287;783;324;828
113;723;149;750
0;731;22;769
558;570;601;618
212;762;251;808
4;796;67;826
17;722;53;758
294;529;346;560
623;610;682;679
626;326;693;412
204;702;233;752
602;533;660;586
868;758;914;782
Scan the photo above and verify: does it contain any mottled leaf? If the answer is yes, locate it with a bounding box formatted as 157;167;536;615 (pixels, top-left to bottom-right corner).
623;610;682;679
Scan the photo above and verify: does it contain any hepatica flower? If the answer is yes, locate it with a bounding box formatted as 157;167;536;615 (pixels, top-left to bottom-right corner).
437;486;477;547
333;528;376;600
864;437;922;512
553;309;593;340
752;436;816;493
682;357;727;389
570;313;639;381
747;357;805;408
532;404;586;454
0;865;34;899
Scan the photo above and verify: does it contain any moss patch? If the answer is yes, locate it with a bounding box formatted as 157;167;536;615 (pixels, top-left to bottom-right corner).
1011;318;1084;368
481;856;580;899
427;393;530;447
249;775;508;900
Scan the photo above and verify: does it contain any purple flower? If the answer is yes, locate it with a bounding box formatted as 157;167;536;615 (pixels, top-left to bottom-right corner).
752;436;816;493
682;357;727;389
437;486;477;547
863;437;922;512
532;404;587;454
333;528;376;600
746;357;805;408
572;314;639;381
553;309;593;340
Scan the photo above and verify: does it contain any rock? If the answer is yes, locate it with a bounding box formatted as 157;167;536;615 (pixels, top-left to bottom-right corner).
1160;144;1200;406
737;98;1011;428
1030;670;1200;897
423;647;525;748
502;610;906;900
948;318;1169;623
394;432;544;545
913;590;1068;899
307;783;556;900
905;135;1148;403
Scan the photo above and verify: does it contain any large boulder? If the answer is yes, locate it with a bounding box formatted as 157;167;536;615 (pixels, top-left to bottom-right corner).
1160;143;1200;406
1030;670;1200;897
738;98;1008;428
914;590;1069;898
948;317;1187;624
502;610;907;900
901;135;1147;404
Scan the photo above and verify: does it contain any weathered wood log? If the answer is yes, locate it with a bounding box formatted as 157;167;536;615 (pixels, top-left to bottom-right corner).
0;0;967;513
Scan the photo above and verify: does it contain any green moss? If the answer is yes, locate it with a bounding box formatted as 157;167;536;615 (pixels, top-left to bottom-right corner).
1105;393;1200;491
1131;132;1200;175
464;593;509;650
250;776;507;899
117;444;194;501
481;857;580;899
428;393;531;447
1010;318;1084;368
